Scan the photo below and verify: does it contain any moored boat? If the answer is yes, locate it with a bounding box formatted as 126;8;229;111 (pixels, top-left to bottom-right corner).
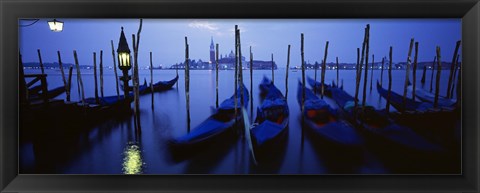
297;81;363;148
169;84;249;160
249;78;289;165
376;81;433;112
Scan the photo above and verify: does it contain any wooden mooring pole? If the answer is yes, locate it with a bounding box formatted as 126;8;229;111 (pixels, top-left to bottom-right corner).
434;46;442;108
73;50;85;105
430;56;436;93
100;51;104;98
314;60;318;94
67;66;73;102
249;46;254;120
301;33;306;144
37;49;48;103
412;42;419;101
238;29;244;106
354;47;361;110
185;37;191;132
336;57;339;87
216;44;220;108
301;34;306;113
234;25;238;123
57;51;69;101
321;41;329;99
446;40;461;99
403;38;414;111
370;54;374;93
93;52;99;104
150;52;154;109
132;18;143;135
37;49;45;75
380;57;385;87
354;26;367;112
111;40;120;99
450;54;460;98
285;45;291;99
386;47;393;112
421;65;427;87
271;53;274;84
362;24;370;111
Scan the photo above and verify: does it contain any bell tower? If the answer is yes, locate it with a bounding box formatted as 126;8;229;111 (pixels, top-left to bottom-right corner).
209;37;215;65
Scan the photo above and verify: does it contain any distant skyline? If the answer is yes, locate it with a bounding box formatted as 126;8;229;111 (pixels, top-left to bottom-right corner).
19;19;461;68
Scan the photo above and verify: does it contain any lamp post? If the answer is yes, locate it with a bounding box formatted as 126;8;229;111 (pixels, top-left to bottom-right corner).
117;27;132;98
47;19;64;32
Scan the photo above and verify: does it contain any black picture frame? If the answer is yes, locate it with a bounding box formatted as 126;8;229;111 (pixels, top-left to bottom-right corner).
1;0;479;192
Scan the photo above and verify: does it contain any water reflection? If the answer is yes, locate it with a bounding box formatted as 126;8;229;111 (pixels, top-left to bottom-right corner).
122;142;144;174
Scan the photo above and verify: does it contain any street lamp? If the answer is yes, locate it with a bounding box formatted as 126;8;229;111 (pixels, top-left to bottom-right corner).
117;27;131;98
47;19;64;32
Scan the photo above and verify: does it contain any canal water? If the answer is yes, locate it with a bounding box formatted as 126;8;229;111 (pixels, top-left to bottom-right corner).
19;67;459;174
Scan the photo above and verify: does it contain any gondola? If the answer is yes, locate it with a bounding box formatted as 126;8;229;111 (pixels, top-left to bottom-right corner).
121;79;150;95
306;76;335;96
75;94;134;124
28;85;66;101
297;81;362;148
376;81;433;112
169;84;249;160
149;75;179;92
327;85;442;155
377;81;459;150
408;85;456;107
249;78;289;164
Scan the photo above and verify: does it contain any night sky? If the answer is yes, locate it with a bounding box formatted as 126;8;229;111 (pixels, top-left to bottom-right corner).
19;19;461;68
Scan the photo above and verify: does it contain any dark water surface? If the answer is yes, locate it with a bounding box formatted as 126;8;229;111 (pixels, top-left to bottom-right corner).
20;68;460;174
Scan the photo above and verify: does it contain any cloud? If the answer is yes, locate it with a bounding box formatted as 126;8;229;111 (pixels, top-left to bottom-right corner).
188;20;219;31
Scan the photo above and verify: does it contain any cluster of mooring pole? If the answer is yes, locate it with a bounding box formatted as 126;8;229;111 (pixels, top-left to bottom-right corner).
354;26;368;116
361;25;370;113
92;51;105;104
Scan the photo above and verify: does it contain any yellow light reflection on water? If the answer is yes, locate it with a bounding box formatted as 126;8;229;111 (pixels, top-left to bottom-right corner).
122;143;143;174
